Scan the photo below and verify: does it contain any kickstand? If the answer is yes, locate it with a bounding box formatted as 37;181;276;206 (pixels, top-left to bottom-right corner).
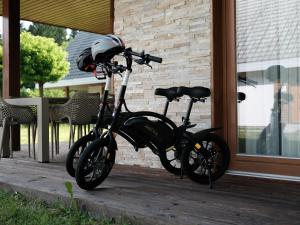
180;166;184;179
208;165;213;189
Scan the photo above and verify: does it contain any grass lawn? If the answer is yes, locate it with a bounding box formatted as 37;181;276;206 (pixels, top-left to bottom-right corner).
0;190;134;225
20;124;89;145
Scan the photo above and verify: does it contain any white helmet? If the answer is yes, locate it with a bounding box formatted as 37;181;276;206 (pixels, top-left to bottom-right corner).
91;34;125;63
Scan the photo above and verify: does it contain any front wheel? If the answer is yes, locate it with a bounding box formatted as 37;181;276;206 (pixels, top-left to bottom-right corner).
66;134;95;177
75;137;116;190
181;132;230;184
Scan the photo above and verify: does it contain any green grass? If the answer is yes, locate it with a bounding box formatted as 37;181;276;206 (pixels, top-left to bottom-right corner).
0;190;135;225
20;124;82;145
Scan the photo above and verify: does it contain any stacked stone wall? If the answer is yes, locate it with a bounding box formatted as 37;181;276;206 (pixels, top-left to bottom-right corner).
113;0;212;168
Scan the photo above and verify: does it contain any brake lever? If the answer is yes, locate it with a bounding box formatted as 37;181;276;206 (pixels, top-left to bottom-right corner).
134;58;145;65
145;63;152;69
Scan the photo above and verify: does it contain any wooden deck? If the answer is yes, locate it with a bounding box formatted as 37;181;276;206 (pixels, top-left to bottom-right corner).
0;149;299;225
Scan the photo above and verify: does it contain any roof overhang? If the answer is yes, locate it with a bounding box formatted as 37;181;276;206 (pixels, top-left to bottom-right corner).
43;77;106;89
0;0;113;34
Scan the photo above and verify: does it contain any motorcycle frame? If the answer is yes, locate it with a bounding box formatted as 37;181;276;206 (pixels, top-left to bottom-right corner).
102;52;221;155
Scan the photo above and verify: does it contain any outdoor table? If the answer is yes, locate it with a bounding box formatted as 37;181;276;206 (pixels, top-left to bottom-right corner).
5;97;68;163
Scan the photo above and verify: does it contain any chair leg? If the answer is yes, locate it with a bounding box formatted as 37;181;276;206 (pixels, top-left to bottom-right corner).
33;123;37;160
55;123;60;155
53;123;58;157
32;123;36;160
69;121;74;149
73;125;76;143
77;125;80;141
28;124;31;158
9;126;13;158
68;123;71;149
51;121;54;160
0;120;7;159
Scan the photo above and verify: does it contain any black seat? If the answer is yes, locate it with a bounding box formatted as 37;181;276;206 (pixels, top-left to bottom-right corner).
237;92;246;102
154;87;181;101
177;86;210;99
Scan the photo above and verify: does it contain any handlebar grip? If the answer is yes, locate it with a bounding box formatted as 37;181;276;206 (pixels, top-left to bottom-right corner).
147;54;163;63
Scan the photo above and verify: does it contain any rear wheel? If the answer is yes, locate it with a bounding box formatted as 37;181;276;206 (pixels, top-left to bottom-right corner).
75;137;116;190
66;134;94;177
181;133;230;184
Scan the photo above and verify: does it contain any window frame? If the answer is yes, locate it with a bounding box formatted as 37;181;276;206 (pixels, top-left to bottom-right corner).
211;0;300;177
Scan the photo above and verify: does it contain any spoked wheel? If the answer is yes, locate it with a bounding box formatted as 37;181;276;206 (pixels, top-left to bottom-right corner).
159;146;181;175
181;132;230;184
75;137;116;190
66;134;95;177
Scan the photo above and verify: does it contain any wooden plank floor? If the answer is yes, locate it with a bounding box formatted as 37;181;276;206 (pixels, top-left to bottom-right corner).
0;150;299;225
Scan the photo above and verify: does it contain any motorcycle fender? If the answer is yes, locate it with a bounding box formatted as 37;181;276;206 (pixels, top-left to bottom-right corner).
107;132;118;151
195;127;222;138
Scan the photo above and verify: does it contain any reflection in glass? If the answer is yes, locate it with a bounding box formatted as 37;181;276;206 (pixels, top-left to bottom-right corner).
236;0;300;157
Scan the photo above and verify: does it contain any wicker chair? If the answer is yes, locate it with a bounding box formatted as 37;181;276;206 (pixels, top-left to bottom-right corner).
49;92;100;158
0;99;36;159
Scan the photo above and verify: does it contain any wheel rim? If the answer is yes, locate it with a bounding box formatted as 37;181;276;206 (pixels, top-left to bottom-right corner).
188;139;224;176
72;141;90;170
82;145;111;182
165;147;181;170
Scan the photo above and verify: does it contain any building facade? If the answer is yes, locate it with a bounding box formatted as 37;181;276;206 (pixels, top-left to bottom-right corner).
111;0;300;180
113;0;212;168
40;0;300;180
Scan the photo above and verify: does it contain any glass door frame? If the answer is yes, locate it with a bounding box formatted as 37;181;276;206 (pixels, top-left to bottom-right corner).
211;0;300;177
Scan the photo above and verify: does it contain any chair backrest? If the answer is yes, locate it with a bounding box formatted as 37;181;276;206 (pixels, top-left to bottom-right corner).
0;99;12;124
68;92;100;124
0;99;35;124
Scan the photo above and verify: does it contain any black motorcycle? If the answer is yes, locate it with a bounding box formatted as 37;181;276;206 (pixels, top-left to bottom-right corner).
74;48;230;190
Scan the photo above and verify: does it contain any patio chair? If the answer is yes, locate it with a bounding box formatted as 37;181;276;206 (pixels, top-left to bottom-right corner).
49;92;100;159
0;99;36;159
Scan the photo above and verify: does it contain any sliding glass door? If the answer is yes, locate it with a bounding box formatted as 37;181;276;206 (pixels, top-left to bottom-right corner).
236;0;300;159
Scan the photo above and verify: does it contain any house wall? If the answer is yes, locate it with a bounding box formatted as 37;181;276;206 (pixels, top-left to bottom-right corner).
113;0;212;168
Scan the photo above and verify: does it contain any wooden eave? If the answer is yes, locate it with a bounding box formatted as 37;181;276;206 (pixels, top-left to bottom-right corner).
0;0;114;33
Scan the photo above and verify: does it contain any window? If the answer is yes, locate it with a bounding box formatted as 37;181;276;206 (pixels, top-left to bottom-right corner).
236;0;300;158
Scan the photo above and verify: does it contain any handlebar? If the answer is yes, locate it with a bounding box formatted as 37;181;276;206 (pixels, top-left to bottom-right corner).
126;48;163;64
147;54;163;63
93;48;162;79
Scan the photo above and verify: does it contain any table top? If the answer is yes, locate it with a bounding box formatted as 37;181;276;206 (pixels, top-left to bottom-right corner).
6;97;69;105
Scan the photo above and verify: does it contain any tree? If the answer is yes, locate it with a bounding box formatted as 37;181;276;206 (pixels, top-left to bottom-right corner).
20;32;69;97
27;23;67;45
0;45;3;96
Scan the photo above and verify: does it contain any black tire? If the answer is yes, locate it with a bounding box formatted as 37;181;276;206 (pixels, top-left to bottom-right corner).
181;132;230;184
159;146;181;176
66;134;95;177
75;137;116;190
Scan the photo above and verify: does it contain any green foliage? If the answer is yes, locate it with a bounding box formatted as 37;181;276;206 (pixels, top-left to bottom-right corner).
21;88;66;98
20;32;69;96
0;190;135;225
28;23;67;45
20;124;71;145
0;45;3;95
65;181;74;199
64;181;78;211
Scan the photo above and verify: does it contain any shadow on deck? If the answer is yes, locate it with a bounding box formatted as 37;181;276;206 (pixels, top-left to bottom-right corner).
0;148;299;225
